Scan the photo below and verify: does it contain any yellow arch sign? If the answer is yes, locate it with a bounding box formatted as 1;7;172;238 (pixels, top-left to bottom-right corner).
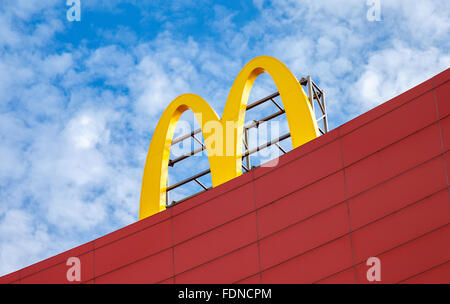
139;56;319;220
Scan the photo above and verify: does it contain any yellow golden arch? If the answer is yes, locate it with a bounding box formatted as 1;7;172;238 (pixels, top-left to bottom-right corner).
139;56;319;220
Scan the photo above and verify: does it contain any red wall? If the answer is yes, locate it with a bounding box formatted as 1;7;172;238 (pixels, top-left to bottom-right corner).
1;68;449;284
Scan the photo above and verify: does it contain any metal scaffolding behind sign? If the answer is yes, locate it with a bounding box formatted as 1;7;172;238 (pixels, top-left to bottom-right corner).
166;76;328;206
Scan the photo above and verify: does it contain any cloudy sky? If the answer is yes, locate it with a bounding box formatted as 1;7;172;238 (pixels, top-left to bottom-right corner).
0;0;449;276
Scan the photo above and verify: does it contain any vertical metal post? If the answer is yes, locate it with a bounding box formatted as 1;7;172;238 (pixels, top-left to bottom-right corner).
166;175;169;207
244;127;251;170
307;76;314;111
322;94;329;133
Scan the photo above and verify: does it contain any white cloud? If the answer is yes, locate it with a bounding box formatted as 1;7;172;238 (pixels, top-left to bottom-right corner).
354;42;450;111
2;0;59;20
41;53;73;77
0;209;52;275
382;0;450;45
65;112;110;149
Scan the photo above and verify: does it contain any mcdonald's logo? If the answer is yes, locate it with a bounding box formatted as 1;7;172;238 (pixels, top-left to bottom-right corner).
139;56;320;220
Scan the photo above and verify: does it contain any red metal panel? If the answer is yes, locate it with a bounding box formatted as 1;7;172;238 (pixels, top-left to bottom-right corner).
433;68;450;88
260;236;353;284
171;171;253;216
257;170;346;238
348;156;448;230
175;244;259;284
173;213;257;275
94;249;173;284
19;241;93;280
440;115;450;152
254;127;341;177
21;251;94;284
355;224;450;284
94;219;172;277
435;78;450;119
345;123;443;197
258;203;349;271
235;274;261;284
445;152;450;185
0;270;20;284
94;208;171;249
341;90;437;167
172;182;255;245
253;139;342;208
340;79;434;137
402;262;450;284
159;277;174;284
316;268;356;284
352;190;450;265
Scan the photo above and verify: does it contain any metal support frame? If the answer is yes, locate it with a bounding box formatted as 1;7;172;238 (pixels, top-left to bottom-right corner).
166;77;328;206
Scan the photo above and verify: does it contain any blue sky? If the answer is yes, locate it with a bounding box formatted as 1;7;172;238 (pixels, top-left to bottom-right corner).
0;0;449;275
